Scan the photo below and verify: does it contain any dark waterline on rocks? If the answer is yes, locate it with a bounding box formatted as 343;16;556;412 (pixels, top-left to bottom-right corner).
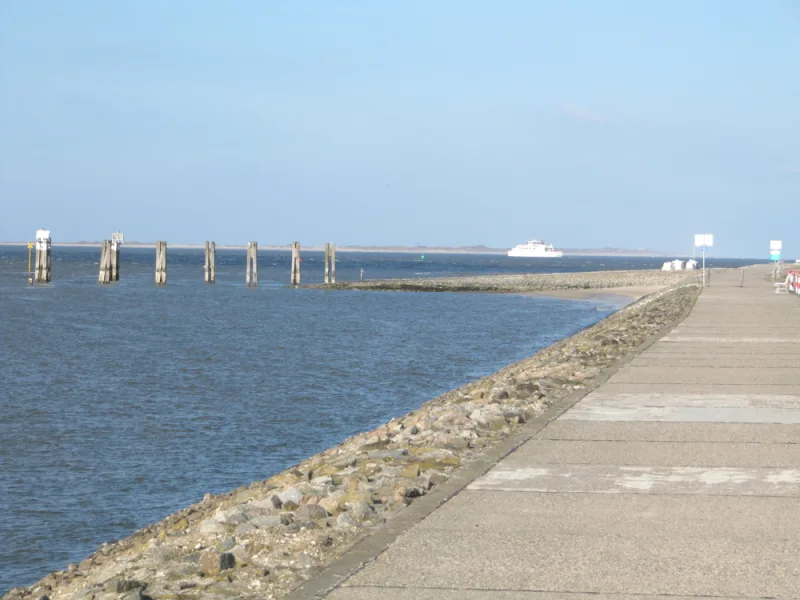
0;248;764;594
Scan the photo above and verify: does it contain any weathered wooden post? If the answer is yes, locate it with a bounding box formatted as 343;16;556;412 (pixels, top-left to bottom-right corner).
740;268;745;287
204;241;216;284
155;241;167;285
210;241;216;283
324;242;330;284
330;242;336;284
204;241;209;282
109;242;118;282
290;242;297;286
98;241;106;284
98;240;110;284
161;241;167;285
111;231;123;282
34;229;51;283
98;241;105;284
246;241;258;287
290;241;301;286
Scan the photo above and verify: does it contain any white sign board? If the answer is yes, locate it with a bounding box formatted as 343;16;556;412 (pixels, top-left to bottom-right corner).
770;240;782;251
694;234;713;247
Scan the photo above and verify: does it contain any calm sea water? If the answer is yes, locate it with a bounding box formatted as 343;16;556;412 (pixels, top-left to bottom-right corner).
0;247;765;593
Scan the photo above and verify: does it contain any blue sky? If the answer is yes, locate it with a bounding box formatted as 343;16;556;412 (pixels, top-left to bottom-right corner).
1;1;798;257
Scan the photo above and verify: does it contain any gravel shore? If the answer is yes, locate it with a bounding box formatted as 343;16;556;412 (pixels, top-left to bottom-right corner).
4;276;701;600
314;269;695;293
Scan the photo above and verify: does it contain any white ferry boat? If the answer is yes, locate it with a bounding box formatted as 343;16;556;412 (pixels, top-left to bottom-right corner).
507;238;563;258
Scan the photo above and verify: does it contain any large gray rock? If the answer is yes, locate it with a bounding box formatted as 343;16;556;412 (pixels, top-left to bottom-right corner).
349;500;373;522
198;551;235;575
249;515;283;529
198;520;227;535
277;487;303;506
104;579;145;594
336;512;358;528
213;505;250;525
296;504;328;521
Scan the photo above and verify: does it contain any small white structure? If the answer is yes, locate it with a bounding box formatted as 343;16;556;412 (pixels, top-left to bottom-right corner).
686;259;698;270
661;259;688;271
36;229;51;250
111;231;124;251
34;229;52;283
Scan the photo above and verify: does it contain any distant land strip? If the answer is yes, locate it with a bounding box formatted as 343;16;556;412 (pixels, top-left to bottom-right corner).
0;241;677;257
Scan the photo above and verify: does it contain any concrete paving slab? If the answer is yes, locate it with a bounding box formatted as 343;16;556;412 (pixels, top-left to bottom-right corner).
539;420;800;442
629;357;800;367
669;327;800;335
416;491;800;539
328;589;744;600
343;529;800;597
584;383;800;396
611;366;800;384
467;465;800;495
564;392;800;424
562;405;800;423
576;392;800;408
642;343;800;354
500;439;800;467
661;335;800;343
678;323;800;328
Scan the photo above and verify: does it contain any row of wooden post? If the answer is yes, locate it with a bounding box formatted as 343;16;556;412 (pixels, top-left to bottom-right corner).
92;241;335;286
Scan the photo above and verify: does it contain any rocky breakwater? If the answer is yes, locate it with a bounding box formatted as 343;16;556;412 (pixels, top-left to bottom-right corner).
4;282;701;600
316;268;694;292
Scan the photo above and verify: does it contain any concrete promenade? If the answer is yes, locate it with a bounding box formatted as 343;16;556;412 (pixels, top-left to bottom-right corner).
324;266;800;599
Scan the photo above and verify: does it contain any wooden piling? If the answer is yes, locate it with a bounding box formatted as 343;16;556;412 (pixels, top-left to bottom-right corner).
290;241;301;286
204;241;216;284
290;243;296;286
161;241;167;285
34;229;52;283
108;243;115;282
155;241;167;285
110;231;123;281
324;242;330;284
98;240;110;284
330;242;336;284
740;268;745;287
98;241;106;284
210;242;216;283
246;241;258;287
111;243;120;282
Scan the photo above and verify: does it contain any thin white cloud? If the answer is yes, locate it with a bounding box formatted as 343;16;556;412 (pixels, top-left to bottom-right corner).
563;103;608;123
785;165;800;174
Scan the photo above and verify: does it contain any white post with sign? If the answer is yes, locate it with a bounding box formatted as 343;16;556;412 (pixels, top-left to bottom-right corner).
770;240;782;261
770;240;783;283
694;234;713;287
